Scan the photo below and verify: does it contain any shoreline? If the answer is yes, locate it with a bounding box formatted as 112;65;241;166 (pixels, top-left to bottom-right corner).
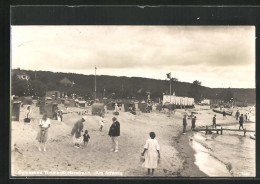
174;130;208;177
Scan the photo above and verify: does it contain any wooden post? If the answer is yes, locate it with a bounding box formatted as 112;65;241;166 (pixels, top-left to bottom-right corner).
221;127;223;135
244;128;247;136
217;129;218;134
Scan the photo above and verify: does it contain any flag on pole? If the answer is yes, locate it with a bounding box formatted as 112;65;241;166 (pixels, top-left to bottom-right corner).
166;72;171;79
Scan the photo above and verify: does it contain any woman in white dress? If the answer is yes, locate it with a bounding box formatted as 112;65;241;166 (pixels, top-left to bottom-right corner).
141;132;160;176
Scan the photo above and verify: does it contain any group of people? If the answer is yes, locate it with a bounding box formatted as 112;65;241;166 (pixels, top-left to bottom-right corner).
35;113;160;175
182;115;197;134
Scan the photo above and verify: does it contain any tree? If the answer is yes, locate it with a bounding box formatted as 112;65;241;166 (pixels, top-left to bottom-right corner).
193;80;202;86
219;88;234;102
171;77;178;82
30;80;47;97
11;76;28;96
189;80;202;103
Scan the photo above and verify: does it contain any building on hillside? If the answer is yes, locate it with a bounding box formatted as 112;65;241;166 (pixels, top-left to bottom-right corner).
12;69;30;80
59;77;75;87
200;99;210;105
45;91;61;98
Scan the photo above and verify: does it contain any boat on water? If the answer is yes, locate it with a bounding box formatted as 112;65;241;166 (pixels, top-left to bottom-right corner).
213;109;233;116
250;133;255;140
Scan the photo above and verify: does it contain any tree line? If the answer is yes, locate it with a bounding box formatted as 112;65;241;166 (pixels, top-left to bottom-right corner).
11;69;255;104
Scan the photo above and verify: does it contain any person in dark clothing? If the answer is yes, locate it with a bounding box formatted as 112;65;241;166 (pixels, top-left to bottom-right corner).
235;110;240;120
183;115;187;134
213;114;217;128
83;130;90;145
191;116;196;130
245;113;248;122
223;110;226;119
108;117;120;152
239;114;244;130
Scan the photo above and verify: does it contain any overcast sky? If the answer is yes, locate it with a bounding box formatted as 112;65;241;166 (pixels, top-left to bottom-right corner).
11;26;255;88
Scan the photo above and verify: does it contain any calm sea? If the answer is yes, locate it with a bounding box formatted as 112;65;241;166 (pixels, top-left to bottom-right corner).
190;111;255;177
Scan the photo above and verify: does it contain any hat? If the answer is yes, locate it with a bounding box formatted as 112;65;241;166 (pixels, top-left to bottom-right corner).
82;116;87;121
112;117;117;121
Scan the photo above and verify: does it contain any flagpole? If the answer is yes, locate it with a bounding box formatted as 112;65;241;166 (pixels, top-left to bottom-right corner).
169;72;171;117
95;66;97;103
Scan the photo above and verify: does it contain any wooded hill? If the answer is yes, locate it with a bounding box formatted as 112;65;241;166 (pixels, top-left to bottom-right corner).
11;69;255;104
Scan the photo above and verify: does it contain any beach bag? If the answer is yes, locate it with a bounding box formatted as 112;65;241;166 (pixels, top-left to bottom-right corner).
113;111;119;116
24;118;31;123
140;155;145;163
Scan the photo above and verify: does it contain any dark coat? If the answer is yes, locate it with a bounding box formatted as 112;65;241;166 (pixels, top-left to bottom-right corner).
183;118;187;126
108;121;120;136
191;118;196;128
239;116;244;124
213;117;216;124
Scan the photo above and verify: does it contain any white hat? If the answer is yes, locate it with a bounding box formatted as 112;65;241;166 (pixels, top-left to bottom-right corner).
82;116;87;121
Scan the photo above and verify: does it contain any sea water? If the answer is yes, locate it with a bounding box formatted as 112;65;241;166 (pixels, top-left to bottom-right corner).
190;122;255;177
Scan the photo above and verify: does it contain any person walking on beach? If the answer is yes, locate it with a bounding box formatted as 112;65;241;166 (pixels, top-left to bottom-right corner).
183;115;187;134
235;110;240;120
245;113;248;122
191;116;196;130
141;132;160;176
239;114;244;130
36;113;51;152
71;116;87;148
213;114;217;128
223;110;226;119
108;117;120;152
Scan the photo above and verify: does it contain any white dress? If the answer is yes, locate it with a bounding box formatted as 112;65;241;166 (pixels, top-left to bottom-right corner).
142;138;160;169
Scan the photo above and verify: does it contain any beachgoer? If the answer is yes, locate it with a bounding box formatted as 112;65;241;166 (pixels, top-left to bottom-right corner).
235;110;240;120
239;114;244;130
99;115;105;131
26;105;31;119
36;113;51;152
141;132;160;176
83;130;90;145
213;114;217;128
223;110;226;119
108;117;120;152
114;103;119;112
58;110;63;122
191;116;196;130
71;116;87;148
245;113;248;122
248;111;251;121
183;115;187;134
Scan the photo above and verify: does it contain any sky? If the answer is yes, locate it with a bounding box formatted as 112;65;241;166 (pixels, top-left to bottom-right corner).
11;26;255;88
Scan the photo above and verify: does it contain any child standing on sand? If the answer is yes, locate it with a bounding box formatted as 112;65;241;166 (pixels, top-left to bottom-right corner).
141;132;160;176
83;130;90;145
99;115;105;131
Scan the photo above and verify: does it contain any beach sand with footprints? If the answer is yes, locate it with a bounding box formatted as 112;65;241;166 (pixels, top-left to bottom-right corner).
11;102;255;177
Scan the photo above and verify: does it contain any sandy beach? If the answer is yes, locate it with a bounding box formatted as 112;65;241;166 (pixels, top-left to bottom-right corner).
11;102;255;177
